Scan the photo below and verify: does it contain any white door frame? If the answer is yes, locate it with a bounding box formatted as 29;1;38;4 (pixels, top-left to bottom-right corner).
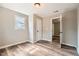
51;14;63;47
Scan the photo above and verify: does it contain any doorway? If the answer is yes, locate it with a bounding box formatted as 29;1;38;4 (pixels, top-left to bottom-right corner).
52;16;63;47
52;18;60;43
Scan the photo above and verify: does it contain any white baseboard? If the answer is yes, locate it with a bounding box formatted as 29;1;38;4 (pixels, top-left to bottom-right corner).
0;40;30;49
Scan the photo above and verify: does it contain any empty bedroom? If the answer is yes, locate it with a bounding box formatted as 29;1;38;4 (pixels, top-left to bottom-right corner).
0;3;79;56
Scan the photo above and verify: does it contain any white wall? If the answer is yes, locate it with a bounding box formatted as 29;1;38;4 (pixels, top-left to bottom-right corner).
43;9;77;48
77;8;79;54
43;17;52;42
62;9;77;48
1;3;36;43
28;14;34;43
0;7;5;46
0;7;29;49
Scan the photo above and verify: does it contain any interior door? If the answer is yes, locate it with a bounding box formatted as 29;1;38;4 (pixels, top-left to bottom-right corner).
36;18;42;42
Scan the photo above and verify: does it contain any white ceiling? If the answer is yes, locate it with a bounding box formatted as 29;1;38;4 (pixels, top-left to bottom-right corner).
1;3;79;17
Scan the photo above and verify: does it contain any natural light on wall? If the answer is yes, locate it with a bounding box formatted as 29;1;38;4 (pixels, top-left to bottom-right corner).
15;15;25;30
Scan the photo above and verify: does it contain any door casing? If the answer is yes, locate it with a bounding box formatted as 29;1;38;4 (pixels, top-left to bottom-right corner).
34;15;43;42
51;14;63;48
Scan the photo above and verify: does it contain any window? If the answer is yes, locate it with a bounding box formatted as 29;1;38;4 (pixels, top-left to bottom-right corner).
15;15;25;30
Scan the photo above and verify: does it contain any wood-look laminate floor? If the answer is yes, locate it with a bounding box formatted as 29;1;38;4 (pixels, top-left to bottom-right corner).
0;40;78;56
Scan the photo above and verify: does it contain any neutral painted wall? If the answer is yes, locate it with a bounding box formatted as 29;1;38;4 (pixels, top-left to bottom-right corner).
0;4;35;43
1;4;43;43
0;7;5;46
62;9;77;47
28;14;34;43
43;9;77;48
0;7;29;48
43;17;52;41
77;8;79;54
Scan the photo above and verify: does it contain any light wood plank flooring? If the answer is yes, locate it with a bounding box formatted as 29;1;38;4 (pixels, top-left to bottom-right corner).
0;40;78;56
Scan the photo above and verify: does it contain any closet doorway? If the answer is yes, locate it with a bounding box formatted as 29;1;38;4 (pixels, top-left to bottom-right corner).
52;15;63;47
